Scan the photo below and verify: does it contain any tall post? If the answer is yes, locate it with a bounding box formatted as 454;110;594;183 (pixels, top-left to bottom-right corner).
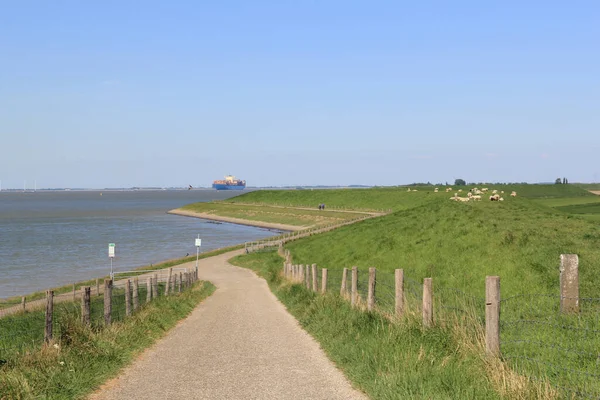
21;296;26;313
104;279;112;326
312;264;318;292
395;269;404;318
152;274;158;298
96;278;100;297
133;278;139;311
146;277;152;303
321;268;328;293
44;290;54;343
560;254;579;313
367;267;376;311
305;265;310;289
340;268;348;297
485;276;500;355
72;283;76;302
423;278;433;328
125;279;132;317
351;267;358;307
299;264;305;283
82;286;91;325
166;268;173;296
178;272;182;293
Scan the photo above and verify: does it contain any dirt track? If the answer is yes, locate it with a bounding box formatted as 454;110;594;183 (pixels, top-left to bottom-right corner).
167;209;306;231
90;250;366;400
590;191;600;196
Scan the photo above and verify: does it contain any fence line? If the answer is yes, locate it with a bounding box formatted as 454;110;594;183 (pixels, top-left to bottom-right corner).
281;253;599;398
0;268;200;361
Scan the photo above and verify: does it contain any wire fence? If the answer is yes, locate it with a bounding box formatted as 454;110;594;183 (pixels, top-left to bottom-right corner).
0;268;199;364
282;255;599;399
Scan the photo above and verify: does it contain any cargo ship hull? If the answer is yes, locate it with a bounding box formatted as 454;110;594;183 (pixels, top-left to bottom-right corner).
212;184;246;190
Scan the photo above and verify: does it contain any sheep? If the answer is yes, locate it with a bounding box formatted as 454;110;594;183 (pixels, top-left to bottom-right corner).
456;196;471;202
458;189;463;193
501;190;504;194
481;188;489;193
471;195;482;201
489;194;500;201
467;192;473;198
407;188;411;192
492;189;498;194
510;191;517;197
434;188;439;192
499;197;504;201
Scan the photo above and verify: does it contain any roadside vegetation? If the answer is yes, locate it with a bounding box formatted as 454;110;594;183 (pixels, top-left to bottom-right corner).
0;280;214;399
231;184;600;398
231;252;551;399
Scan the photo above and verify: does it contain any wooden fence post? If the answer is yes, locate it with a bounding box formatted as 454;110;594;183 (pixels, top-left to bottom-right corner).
305;265;310;289
104;279;112;326
321;268;328;293
125;279;132;317
166;268;173;296
178;272;182;293
82;287;91;325
423;278;433;327
312;264;318;292
133;278;139;311
21;296;26;313
299;264;305;283
485;276;500;355
152;274;158;298
72;283;76;302
560;254;579;313
395;269;404;318
146;277;152;303
367;267;376;311
340;268;348;297
96;278;100;297
44;290;54;343
351;267;358;307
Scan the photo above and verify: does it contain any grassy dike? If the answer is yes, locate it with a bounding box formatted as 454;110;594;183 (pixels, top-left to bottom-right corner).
230;252;547;399
0;281;215;399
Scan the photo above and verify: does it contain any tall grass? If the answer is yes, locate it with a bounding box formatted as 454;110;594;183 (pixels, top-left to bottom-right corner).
0;281;214;399
231;252;553;399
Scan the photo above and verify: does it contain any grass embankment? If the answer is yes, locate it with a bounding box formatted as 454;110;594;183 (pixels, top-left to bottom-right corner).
233;184;600;398
231;252;546;399
0;244;241;311
0;281;214;399
178;202;367;227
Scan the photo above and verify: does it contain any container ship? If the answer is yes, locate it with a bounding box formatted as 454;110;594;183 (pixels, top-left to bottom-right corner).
212;175;246;190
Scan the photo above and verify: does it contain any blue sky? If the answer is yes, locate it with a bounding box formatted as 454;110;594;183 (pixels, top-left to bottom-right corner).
1;1;599;188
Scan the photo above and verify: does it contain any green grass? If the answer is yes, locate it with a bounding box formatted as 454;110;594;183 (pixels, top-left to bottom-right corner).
230;184;600;398
231;252;511;399
0;280;214;399
179;202;367;227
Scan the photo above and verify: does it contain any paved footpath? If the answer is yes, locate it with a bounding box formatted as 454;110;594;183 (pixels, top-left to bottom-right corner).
90;250;367;400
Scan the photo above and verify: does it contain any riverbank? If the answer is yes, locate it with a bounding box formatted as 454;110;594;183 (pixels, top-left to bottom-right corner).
167;208;306;231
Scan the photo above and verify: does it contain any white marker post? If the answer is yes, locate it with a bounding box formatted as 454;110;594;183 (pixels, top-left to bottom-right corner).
108;243;116;279
195;235;202;273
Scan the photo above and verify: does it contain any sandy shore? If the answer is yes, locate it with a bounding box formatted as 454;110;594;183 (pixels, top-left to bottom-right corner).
591;191;600;196
167;209;306;231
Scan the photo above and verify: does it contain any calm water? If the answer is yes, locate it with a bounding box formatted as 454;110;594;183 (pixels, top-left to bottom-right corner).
0;190;277;298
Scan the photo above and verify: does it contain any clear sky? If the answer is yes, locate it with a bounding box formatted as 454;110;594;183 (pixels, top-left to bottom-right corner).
1;1;599;188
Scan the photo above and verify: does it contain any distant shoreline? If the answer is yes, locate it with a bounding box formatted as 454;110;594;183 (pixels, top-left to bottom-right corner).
167;209;305;231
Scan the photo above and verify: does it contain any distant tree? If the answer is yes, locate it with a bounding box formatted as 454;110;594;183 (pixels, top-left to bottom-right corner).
555;178;562;184
454;178;466;186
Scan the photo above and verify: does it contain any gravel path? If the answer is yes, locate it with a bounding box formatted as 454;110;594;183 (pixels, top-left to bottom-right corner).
90;250;367;400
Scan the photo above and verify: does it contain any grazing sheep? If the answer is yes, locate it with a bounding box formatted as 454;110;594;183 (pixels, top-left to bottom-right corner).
458;189;463;192
510;191;517;197
492;189;498;194
456;196;471;202
467;192;473;198
471;195;482;201
499;197;504;201
434;188;439;192
501;191;504;194
481;188;489;193
489;194;500;201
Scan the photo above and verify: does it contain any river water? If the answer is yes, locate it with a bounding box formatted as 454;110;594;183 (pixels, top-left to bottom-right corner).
0;190;277;298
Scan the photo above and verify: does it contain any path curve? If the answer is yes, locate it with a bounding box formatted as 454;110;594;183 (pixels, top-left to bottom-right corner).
90;250;367;400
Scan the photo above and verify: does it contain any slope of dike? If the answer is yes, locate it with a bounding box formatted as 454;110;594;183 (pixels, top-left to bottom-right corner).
167;208;306;231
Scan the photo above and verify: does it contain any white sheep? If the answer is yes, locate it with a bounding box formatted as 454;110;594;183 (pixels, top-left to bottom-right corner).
471;195;482;201
499;197;504;201
510;191;517;197
492;189;498;194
